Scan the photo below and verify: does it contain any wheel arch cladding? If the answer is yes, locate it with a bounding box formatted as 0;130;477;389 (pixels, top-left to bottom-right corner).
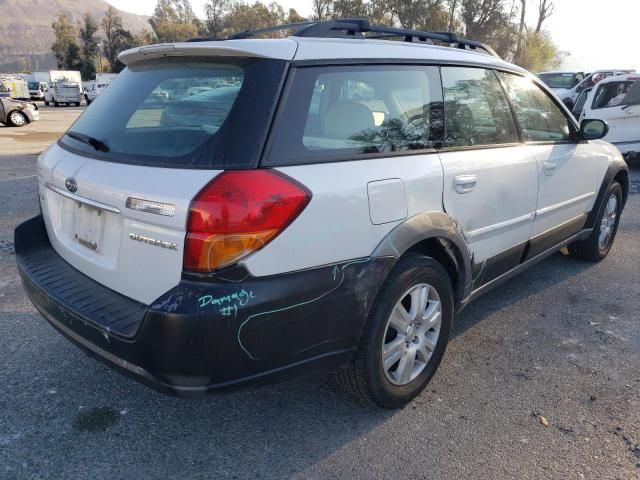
371;211;472;306
585;159;629;230
614;168;629;208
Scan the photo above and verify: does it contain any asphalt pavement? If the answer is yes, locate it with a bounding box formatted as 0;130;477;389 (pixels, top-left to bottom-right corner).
0;106;639;479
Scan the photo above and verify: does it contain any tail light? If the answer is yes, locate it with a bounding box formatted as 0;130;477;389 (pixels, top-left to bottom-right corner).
184;170;311;272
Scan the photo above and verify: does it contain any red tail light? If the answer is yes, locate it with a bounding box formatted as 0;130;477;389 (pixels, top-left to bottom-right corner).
184;170;311;272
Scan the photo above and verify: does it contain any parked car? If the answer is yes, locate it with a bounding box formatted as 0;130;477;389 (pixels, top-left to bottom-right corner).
537;70;585;95
15;19;629;408
577;73;640;161
84;73;118;105
560;70;636;110
0;97;39;127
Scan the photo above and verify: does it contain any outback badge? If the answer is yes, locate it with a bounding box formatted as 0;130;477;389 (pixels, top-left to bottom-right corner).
129;233;178;251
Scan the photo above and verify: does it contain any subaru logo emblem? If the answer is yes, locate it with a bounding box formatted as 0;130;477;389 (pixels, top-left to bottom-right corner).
65;177;78;193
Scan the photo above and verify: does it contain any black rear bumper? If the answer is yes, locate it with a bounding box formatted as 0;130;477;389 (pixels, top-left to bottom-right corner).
16;216;393;397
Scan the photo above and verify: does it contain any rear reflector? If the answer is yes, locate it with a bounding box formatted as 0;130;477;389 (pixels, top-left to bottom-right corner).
184;170;311;272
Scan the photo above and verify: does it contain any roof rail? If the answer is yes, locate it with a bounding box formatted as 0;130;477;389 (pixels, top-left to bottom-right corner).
197;18;499;58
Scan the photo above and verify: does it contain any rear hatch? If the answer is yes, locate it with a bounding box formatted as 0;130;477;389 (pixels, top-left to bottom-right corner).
38;48;291;304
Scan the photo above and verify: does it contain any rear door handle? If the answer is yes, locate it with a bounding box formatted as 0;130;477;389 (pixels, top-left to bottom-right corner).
543;161;557;175
453;175;477;194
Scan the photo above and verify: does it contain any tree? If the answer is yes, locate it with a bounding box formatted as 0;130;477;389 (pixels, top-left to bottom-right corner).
286;8;307;23
64;43;83;71
133;30;157;47
204;0;232;37
448;0;459;31
224;2;289;36
102;6;137;72
517;30;560;71
78;13;100;80
331;0;368;19
535;0;553;33
514;0;526;63
312;0;333;20
386;0;448;31
149;0;199;42
51;14;77;69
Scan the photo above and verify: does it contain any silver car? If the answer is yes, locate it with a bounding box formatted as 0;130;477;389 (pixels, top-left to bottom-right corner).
0;97;39;127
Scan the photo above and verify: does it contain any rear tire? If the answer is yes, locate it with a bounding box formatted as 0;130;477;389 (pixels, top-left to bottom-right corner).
569;181;623;261
53;100;59;107
337;254;454;408
44;100;49;106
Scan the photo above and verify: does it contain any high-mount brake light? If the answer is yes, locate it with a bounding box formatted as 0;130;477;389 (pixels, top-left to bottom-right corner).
184;170;311;272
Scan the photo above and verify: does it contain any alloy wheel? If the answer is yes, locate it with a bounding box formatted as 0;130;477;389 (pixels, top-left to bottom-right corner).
9;111;26;126
599;193;618;250
381;283;442;386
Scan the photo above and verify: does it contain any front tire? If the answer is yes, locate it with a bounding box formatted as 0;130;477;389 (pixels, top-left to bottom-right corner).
337;254;454;408
569;181;623;261
8;110;27;127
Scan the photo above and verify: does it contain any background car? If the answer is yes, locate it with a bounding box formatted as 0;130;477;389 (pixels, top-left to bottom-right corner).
578;73;640;161
0;97;39;127
537;71;585;95
560;69;636;110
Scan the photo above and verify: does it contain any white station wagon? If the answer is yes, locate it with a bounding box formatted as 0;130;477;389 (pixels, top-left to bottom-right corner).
16;19;629;408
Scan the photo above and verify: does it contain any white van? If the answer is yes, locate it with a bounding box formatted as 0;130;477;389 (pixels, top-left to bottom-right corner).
578;74;640;161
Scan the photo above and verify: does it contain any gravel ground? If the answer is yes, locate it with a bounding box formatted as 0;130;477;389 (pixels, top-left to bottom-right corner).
1;112;639;479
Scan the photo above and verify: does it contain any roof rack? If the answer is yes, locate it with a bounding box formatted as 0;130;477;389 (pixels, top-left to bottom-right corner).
189;18;499;58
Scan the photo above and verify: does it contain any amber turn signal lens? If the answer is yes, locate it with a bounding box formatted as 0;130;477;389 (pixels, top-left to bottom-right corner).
184;170;311;272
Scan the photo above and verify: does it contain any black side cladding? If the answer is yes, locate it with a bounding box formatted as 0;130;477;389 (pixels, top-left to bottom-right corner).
15;216;147;338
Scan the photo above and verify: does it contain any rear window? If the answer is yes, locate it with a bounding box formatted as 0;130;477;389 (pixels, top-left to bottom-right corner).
266;65;443;165
537;73;581;90
59;57;286;169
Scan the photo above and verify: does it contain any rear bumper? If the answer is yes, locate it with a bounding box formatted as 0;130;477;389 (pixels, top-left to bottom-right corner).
16;216;393;397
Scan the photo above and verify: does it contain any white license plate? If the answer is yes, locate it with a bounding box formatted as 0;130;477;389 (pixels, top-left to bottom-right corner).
73;203;105;252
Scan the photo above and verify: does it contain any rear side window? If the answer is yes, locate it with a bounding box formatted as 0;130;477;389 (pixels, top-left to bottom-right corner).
267;65;442;165
592;80;640;109
441;67;519;148
499;72;574;142
59;57;286;169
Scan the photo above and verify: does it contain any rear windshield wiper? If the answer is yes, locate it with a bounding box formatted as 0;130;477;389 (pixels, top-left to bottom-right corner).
65;131;110;152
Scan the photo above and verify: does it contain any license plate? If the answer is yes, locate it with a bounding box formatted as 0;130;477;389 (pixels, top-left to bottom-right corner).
73;203;105;252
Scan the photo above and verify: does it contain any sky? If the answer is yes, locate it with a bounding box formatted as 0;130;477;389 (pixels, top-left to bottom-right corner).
105;0;640;72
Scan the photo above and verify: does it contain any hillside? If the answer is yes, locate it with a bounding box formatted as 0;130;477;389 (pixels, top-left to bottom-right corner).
0;0;150;71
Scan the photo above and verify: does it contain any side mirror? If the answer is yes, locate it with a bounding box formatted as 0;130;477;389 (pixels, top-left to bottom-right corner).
580;119;609;140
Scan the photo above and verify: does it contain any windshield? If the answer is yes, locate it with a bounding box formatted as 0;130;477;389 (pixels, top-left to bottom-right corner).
28;82;39;90
59;56;286;169
538;73;580;89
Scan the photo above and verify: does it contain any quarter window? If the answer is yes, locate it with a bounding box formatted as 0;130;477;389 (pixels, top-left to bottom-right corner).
499;72;574;142
267;65;442;165
441;67;519;148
